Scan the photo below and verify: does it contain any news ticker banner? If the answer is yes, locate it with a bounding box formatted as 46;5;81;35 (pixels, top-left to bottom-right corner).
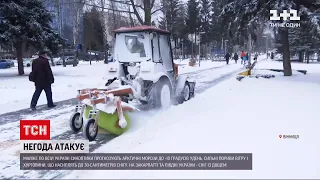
20;140;89;153
20;153;252;170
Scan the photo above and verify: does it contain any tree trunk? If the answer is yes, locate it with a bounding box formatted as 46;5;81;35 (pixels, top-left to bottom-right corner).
194;32;197;58
144;0;151;25
248;29;252;65
100;0;108;64
306;51;310;64
49;53;55;66
191;37;194;58
279;27;292;76
15;43;24;75
111;0;117;30
73;3;81;66
298;50;303;62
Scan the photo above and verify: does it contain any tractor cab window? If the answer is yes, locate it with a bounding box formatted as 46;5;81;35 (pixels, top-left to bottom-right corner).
125;35;146;57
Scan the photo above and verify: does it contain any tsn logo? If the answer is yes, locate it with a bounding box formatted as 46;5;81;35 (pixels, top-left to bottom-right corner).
20;120;50;140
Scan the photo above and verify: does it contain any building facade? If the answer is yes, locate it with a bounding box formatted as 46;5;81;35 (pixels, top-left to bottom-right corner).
43;0;84;46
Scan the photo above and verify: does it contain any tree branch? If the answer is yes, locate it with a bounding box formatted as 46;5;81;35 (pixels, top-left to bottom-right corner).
84;2;133;13
109;0;144;9
151;0;156;8
129;0;144;24
151;7;163;15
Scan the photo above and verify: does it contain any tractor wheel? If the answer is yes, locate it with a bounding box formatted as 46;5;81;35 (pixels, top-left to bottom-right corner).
83;118;98;141
148;78;172;109
177;82;191;104
69;112;83;133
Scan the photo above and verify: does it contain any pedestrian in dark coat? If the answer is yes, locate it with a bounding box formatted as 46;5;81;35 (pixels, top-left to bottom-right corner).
225;52;231;64
254;53;258;60
233;53;239;64
29;50;56;111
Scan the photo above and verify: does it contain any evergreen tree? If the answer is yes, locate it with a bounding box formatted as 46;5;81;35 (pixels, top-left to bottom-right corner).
0;0;63;75
186;0;200;56
175;3;188;41
159;0;187;57
209;0;225;51
83;8;104;51
199;0;211;44
159;0;181;38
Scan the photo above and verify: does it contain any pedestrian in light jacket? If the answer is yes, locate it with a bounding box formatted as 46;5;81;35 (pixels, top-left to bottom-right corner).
240;51;246;64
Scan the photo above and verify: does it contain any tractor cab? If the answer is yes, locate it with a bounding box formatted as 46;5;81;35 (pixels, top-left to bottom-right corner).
112;26;177;81
106;26;195;109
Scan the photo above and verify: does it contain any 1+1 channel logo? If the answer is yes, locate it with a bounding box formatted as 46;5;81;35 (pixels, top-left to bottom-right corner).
20;120;51;140
269;9;301;28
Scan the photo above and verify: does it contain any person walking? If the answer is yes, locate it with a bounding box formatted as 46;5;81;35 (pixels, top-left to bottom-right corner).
240;51;246;64
254;53;258;61
29;50;56;111
233;52;239;64
225;52;231;65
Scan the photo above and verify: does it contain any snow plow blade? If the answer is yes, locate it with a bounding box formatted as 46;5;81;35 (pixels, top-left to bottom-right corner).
70;87;138;141
83;105;131;135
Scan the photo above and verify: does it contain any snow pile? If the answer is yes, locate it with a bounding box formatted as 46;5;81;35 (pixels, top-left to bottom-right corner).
65;61;320;179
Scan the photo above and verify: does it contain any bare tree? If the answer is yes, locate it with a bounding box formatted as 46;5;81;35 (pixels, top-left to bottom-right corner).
127;0;162;25
84;0;162;26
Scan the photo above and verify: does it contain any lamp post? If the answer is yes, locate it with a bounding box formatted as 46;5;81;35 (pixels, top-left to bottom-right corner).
198;32;205;67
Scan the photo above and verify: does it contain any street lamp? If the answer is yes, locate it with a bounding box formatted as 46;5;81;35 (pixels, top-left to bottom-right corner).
198;32;205;67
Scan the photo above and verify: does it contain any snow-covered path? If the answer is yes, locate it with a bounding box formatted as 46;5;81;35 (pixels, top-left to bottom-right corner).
65;60;320;179
0;59;247;179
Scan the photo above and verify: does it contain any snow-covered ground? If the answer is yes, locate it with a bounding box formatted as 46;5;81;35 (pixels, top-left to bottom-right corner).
0;59;225;114
2;56;319;179
0;58;242;179
64;60;320;179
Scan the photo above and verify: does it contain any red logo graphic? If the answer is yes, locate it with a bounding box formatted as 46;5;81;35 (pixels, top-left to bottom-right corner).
279;135;282;138
20;120;50;140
